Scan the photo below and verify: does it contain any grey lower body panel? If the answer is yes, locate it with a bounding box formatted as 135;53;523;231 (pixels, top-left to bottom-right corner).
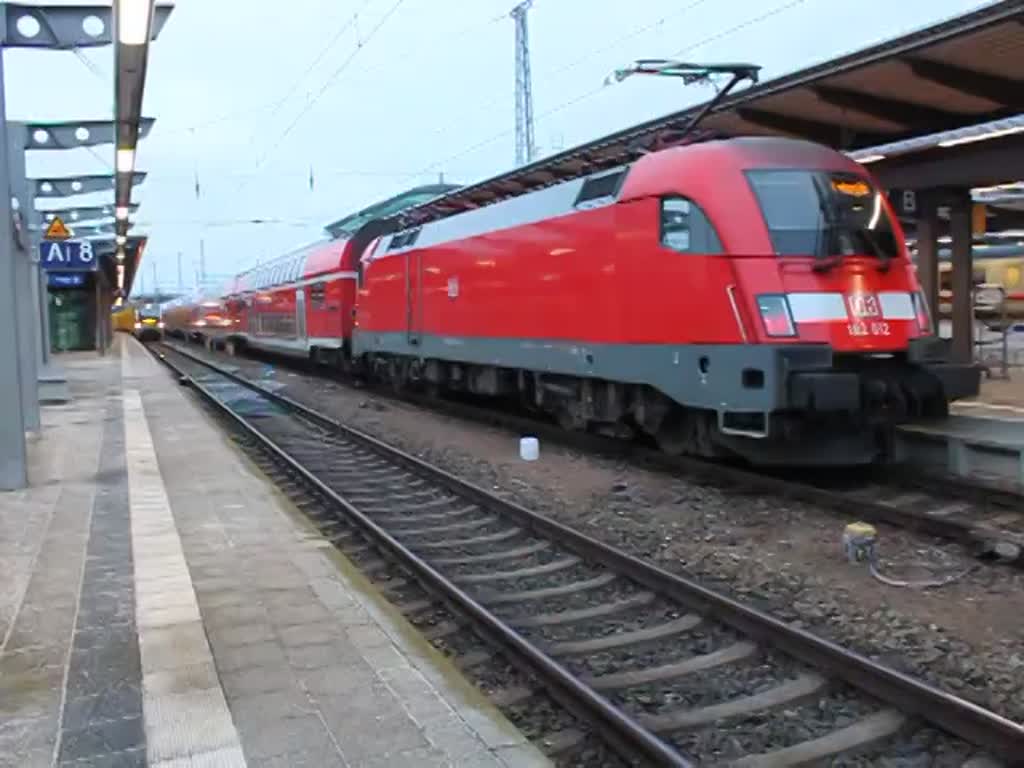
352;331;978;465
355;331;808;413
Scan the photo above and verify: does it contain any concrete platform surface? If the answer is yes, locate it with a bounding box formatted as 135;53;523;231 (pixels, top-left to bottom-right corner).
903;413;1024;448
0;334;551;768
898;397;1024;488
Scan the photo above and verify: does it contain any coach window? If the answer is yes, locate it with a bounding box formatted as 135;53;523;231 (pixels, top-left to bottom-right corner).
660;197;724;254
310;281;326;307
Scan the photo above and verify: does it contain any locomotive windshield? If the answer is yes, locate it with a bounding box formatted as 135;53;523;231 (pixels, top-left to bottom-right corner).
745;169;899;263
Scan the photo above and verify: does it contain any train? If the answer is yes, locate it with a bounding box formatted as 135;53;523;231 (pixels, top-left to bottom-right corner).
163;136;980;466
133;303;164;341
112;302;164;340
936;243;1024;320
112;303;137;333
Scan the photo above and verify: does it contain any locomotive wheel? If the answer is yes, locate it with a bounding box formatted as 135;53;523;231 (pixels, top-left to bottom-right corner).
388;359;408;394
656;427;688;456
556;405;586;432
655;407;690;456
656;409;721;458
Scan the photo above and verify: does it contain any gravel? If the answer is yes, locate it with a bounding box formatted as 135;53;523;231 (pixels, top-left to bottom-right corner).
671;689;882;763
830;726;983;768
390;518;518;545
180;344;1024;733
492;581;645;621
561;624;741;680
520;601;691;644
441;546;571;578
611;651;809;714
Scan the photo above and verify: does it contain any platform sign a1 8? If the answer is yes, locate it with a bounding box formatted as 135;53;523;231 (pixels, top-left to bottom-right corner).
38;239;97;271
38;215;98;272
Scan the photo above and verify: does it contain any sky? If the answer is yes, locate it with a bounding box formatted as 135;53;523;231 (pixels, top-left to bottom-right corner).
2;0;998;295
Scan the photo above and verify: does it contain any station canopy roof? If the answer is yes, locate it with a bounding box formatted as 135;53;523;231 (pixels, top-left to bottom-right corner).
324;183;460;239
385;0;1024;230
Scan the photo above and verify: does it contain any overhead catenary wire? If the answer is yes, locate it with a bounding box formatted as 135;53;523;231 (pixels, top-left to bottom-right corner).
234;0;377;163
421;0;715;148
413;0;815;175
237;0;408;192
149;0;822;286
154;10;507;142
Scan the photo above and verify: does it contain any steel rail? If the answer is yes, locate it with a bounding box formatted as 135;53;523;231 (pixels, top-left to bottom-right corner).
183;339;1024;564
156;342;1024;763
151;345;689;768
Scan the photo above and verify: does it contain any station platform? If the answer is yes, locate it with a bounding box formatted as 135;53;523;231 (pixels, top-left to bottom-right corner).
0;335;549;768
896;371;1024;490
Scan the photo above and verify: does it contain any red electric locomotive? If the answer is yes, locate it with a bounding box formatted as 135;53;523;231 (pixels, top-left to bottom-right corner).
352;137;980;465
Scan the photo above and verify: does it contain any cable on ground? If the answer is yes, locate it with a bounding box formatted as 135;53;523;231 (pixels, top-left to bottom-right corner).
842;521;977;589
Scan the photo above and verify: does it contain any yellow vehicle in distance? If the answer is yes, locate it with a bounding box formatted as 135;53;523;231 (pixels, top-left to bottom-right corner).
133;304;164;341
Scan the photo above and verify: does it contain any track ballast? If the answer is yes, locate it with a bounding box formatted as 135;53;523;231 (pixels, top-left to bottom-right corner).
153;341;1023;767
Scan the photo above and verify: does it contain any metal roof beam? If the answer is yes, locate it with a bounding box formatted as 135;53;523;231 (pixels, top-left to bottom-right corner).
36;203;138;220
2;3;171;49
736;107;889;148
21;118;154;150
813;85;970;129
114;2;174;242
33;171;145;198
906;59;1024;107
871;132;1024;190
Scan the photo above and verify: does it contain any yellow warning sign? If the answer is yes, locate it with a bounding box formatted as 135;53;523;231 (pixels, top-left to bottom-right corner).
44;216;72;240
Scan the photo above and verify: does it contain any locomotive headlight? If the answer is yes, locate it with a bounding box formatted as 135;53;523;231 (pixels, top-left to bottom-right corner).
756;294;797;337
133;322;142;330
158;322;165;330
911;291;932;335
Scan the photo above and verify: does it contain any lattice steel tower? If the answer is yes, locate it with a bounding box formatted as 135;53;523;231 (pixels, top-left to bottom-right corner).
510;0;536;166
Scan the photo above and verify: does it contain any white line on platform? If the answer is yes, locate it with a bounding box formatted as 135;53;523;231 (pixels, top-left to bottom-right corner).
953;401;1024;417
124;388;248;768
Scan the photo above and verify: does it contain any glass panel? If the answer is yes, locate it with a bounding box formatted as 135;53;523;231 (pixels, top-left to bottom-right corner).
662;199;692;251
660;197;723;254
746;169;899;261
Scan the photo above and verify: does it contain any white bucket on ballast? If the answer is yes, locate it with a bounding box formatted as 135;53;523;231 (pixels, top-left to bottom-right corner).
519;436;539;461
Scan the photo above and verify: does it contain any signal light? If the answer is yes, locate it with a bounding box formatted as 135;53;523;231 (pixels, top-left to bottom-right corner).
912;291;932;335
756;294;796;337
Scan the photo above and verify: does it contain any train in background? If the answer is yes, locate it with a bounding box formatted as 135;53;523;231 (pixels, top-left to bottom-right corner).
111;302;164;340
163;137;980;467
133;304;164;341
112;303;136;333
161;293;233;343
935;243;1024;319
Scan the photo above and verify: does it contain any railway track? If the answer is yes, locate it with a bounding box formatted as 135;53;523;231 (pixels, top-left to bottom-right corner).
173;338;1024;569
153;341;1023;767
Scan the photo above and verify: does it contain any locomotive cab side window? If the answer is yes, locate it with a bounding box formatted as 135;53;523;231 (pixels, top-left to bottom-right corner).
659;197;724;254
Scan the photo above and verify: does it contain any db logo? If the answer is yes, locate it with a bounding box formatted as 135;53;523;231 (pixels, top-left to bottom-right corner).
846;293;881;319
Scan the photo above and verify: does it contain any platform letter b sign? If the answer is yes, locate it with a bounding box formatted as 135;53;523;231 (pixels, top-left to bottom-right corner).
902;190;916;216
